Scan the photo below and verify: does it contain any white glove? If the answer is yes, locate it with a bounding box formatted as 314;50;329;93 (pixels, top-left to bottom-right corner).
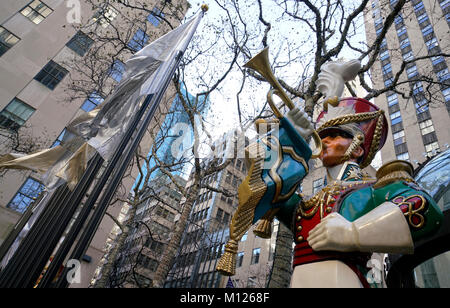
285;107;314;140
308;202;414;254
308;213;358;252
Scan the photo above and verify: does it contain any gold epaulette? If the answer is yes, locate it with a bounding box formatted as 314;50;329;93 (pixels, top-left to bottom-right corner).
374;160;415;189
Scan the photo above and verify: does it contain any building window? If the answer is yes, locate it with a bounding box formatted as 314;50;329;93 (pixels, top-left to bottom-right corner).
414;1;425;11
92;5;118;28
225;171;232;184
384;77;394;87
109;59;125;82
0;27;20;57
399;38;410;49
20;0;53;25
0;98;35;131
393;130;405;146
216;208;223;221
415;99;429;113
436;68;449;82
431;55;444;66
382;63;392;75
403;51;414;62
241;232;247;242
34;60;69;90
387;93;398;106
419;119;435;136
394;14;403;24
66;31;94;57
421;24;433;36
417;13;428;24
396;25;407;37
128;29;149;52
441;0;450;9
147;7;164;27
425;142;440;155
397;152;409;161
379;50;389;61
251;248;260;265
51;128;66;147
236;252;244;268
81;92;104;112
374;16;383;27
372;7;380;18
442;87;450;102
425;37;438;50
390;111;402;125
406;65;418;78
7;177;45;214
413;82;424;95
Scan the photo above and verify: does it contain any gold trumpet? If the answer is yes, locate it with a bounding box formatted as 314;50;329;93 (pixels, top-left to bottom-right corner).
244;47;323;159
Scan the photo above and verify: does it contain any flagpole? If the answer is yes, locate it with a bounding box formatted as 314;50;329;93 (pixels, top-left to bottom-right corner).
0;190;46;264
0;7;207;288
0;155;104;287
54;8;208;288
53;50;185;288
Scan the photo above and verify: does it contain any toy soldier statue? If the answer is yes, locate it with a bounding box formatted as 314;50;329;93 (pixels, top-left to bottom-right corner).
217;55;443;288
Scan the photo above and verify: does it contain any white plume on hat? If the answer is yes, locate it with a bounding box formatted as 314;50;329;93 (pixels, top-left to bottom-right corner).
316;59;361;102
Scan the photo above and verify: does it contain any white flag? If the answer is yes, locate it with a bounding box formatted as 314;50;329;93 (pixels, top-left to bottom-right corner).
79;11;205;160
0;11;205;187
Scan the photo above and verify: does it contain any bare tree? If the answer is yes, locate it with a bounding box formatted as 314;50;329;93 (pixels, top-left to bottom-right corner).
62;0;450;287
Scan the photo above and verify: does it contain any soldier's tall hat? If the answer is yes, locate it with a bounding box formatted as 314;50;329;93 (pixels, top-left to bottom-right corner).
316;97;389;168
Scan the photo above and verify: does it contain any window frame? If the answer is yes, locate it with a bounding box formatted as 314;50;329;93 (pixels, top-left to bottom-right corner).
20;0;53;25
0;98;35;131
81;92;104;112
0;26;20;57
66;31;94;57
7;177;45;214
34;60;69;90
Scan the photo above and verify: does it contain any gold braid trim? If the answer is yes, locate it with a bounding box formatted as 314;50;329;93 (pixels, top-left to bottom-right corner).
317;110;382;131
216;142;267;276
373;170;414;189
361;110;385;168
340;134;364;164
374;160;415;189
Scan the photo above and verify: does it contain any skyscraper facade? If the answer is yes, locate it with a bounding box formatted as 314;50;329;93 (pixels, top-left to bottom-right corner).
364;0;449;164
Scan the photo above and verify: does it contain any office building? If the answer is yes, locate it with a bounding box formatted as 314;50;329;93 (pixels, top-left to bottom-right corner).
0;0;189;287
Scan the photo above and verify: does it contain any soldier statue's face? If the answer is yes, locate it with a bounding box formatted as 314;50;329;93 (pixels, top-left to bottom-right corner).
319;130;363;168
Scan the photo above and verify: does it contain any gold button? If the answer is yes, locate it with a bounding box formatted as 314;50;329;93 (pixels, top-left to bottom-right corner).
297;225;302;232
297;236;304;242
296;216;301;221
326;207;332;213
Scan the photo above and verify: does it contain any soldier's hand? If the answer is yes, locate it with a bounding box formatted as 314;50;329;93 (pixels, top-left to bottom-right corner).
308;213;359;252
285;107;314;140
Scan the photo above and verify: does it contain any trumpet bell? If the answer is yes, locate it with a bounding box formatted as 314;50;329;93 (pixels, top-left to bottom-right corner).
244;47;273;82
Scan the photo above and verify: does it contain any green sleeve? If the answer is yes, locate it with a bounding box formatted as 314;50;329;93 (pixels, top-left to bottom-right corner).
373;181;443;242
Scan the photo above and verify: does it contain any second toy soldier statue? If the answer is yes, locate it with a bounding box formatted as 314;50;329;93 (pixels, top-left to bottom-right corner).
217;56;443;288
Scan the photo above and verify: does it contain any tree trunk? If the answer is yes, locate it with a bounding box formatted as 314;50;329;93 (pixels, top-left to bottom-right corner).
267;222;293;288
94;199;138;288
151;185;199;287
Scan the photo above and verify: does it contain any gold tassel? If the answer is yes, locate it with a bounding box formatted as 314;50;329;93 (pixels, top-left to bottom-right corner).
253;208;280;239
216;240;239;276
216;142;267;276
